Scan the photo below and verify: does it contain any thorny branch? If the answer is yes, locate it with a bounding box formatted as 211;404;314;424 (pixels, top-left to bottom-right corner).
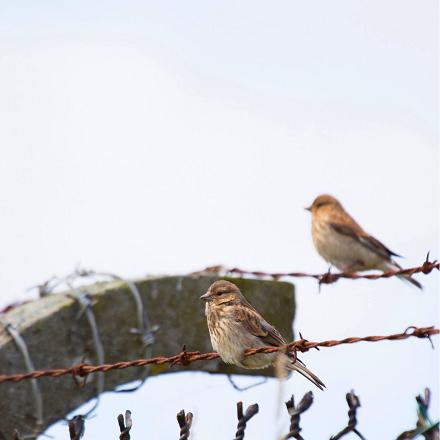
284;392;314;440
0;326;437;384
330;391;365;440
177;410;193;440
234;402;259;440
194;255;438;286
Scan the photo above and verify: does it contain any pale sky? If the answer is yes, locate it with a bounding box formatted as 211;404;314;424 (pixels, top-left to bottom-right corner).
0;1;438;438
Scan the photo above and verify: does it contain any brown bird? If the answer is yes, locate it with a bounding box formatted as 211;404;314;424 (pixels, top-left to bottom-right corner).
200;280;325;390
306;194;422;289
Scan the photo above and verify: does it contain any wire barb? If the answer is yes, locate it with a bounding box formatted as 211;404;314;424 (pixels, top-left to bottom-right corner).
330;390;365;440
177;409;193;440
68;415;85;440
118;410;132;440
284;392;314;440
234;401;259;440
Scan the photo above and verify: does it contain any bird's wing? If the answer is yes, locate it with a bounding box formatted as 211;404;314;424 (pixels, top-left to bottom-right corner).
233;303;285;347
330;222;401;260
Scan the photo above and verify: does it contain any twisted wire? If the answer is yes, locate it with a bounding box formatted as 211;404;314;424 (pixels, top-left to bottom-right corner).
177;410;193;440
194;256;438;285
0;326;436;385
234;402;259;440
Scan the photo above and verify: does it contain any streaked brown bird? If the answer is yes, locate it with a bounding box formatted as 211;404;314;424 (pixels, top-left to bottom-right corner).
200;280;325;390
306;194;422;289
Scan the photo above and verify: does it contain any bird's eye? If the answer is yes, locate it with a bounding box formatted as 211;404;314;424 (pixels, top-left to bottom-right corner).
216;291;223;296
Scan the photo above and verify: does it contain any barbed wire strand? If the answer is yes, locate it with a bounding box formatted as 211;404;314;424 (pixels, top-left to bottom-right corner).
193;255;438;286
0;326;437;385
1;256;437;316
234;402;259;440
177;410;193;440
330;391;365;440
284;392;314;440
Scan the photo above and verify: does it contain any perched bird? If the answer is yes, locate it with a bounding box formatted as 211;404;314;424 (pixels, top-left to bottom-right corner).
306;194;422;289
200;280;325;390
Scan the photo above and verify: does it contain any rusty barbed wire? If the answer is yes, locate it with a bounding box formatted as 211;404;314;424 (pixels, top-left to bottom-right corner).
193;254;438;286
0;326;437;385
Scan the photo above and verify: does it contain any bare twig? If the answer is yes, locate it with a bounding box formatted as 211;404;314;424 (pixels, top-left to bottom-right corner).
330;390;365;440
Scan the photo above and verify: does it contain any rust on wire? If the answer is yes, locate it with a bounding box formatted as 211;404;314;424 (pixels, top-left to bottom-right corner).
194;255;438;286
0;326;437;385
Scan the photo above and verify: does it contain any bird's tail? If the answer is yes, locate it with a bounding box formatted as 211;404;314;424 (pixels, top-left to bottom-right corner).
288;358;326;391
382;260;422;290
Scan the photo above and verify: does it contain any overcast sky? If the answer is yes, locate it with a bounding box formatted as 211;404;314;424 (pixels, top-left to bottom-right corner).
0;1;438;438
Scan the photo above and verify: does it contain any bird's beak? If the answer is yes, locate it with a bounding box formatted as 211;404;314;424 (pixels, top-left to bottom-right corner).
200;292;212;301
305;206;312;212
